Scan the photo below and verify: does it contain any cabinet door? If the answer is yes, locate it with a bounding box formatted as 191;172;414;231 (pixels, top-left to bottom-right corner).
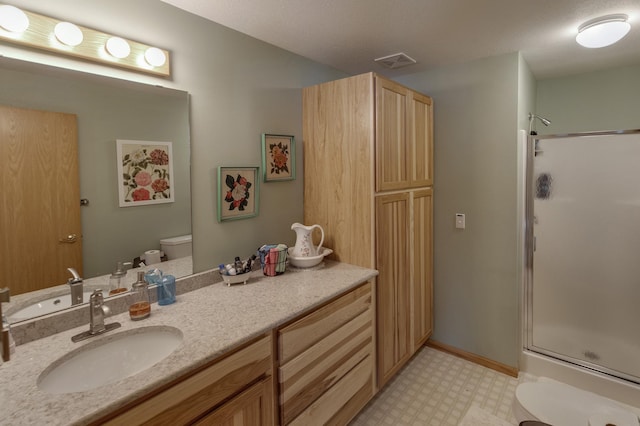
412;189;433;350
375;77;410;192
193;377;273;426
409;93;433;188
375;192;411;386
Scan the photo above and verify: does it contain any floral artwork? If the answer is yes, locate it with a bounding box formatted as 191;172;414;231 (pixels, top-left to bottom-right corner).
261;134;295;181
116;140;174;207
217;167;259;221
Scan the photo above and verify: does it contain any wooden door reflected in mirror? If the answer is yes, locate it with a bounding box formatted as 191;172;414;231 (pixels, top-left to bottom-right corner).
0;105;82;295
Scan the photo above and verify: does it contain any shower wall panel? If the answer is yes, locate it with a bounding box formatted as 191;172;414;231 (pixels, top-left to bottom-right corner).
528;131;640;383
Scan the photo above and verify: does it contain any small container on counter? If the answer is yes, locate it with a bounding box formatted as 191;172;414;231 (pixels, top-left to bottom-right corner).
157;274;176;305
129;271;151;320
258;244;288;276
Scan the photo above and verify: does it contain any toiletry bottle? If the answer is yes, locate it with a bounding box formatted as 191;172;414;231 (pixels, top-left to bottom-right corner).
129;271;151;320
109;261;130;295
234;256;243;272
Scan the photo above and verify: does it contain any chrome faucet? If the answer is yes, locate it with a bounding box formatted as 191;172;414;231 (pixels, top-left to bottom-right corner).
71;289;121;343
1;287;10;362
67;267;84;306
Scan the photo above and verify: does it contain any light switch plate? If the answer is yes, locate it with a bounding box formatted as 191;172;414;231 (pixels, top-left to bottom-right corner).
455;213;465;229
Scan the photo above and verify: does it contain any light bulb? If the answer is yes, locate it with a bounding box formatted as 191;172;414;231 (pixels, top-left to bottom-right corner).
54;22;83;46
144;47;166;67
0;5;29;33
106;36;131;59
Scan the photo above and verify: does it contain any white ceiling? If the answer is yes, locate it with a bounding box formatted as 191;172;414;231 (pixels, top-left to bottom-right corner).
161;0;640;79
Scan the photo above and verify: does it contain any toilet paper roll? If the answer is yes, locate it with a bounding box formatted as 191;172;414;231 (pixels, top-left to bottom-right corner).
144;249;161;265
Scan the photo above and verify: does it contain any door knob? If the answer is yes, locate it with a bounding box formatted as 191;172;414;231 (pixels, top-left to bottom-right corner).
59;234;78;243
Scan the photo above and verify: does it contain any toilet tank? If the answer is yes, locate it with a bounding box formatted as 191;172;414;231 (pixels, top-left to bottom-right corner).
160;234;192;260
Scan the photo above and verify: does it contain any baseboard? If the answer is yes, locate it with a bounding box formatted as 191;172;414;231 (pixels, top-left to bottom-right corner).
426;340;518;378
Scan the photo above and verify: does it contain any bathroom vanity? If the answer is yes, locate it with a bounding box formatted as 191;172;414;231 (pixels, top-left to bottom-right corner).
0;261;377;425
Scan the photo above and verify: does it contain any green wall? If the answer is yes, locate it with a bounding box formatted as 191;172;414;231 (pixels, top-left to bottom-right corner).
536;63;640;134
397;53;523;367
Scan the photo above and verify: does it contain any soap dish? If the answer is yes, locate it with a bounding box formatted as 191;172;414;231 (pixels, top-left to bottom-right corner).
220;272;250;286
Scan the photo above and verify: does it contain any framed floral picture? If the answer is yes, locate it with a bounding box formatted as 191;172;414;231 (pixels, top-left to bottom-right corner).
261;134;295;182
116;140;174;207
217;166;260;222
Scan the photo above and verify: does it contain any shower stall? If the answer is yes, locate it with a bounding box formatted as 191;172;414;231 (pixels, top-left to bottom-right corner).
524;129;640;388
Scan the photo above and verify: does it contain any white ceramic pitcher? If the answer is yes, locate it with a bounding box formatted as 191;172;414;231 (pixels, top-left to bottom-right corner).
291;223;324;257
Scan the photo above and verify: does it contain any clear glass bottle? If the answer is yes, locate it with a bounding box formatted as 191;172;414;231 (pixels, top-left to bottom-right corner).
129;271;151;320
109;261;129;296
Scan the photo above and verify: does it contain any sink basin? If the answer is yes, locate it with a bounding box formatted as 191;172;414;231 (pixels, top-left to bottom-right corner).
37;326;183;394
9;290;106;322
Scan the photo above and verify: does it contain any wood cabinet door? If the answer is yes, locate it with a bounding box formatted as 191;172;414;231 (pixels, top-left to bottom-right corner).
0;105;82;295
375;192;411;386
412;189;433;350
375;77;410;192
193;378;273;426
410;93;434;188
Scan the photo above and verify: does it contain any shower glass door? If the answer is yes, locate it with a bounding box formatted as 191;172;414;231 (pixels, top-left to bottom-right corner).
526;130;640;384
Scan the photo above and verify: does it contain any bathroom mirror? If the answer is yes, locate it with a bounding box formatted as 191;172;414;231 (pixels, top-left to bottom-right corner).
0;57;192;323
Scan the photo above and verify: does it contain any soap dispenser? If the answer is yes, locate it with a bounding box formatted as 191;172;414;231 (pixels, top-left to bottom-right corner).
109;261;131;296
129;271;151;320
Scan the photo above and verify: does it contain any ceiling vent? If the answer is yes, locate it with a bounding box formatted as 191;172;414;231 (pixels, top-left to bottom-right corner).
374;52;417;69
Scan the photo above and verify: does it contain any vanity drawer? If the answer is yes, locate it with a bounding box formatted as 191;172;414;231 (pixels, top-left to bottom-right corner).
278;282;373;363
277;282;374;425
288;355;374;426
100;334;272;426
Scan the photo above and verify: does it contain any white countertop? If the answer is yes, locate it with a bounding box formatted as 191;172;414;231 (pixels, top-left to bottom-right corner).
0;261;377;425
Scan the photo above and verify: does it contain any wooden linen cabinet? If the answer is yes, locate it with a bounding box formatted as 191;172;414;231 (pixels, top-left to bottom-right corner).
303;72;434;390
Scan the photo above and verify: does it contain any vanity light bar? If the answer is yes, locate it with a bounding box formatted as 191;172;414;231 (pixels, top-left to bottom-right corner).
0;4;170;77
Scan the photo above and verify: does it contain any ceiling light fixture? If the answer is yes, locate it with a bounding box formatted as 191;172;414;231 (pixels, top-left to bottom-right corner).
0;4;29;33
576;14;631;48
0;3;170;77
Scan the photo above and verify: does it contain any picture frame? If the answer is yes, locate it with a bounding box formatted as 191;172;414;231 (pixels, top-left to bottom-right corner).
217;166;260;222
116;140;174;207
261;133;295;182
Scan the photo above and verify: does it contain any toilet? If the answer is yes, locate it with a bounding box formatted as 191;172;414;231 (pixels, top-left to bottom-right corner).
513;378;639;426
160;234;192;260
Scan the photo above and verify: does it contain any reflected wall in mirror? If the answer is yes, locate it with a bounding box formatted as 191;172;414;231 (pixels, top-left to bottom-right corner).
0;57;192;317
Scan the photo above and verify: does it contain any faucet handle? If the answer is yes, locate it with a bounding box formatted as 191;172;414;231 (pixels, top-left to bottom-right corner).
90;289;103;303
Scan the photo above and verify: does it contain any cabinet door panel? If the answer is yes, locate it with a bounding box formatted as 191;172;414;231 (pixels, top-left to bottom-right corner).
375;193;411;386
410;93;434;187
376;78;409;192
412;189;433;349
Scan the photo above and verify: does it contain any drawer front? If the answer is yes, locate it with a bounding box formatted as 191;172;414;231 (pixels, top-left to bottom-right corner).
280;310;373;423
103;335;272;426
288;355;374;426
278;282;374;424
278;282;372;364
192;377;273;426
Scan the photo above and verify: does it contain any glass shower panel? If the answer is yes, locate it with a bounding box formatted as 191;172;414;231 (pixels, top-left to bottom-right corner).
531;132;640;382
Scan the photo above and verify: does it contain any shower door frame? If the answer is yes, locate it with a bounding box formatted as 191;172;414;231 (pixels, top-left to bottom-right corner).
523;128;640;385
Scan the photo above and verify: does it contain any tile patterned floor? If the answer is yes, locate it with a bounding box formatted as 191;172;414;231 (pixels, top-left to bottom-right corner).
351;345;520;426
